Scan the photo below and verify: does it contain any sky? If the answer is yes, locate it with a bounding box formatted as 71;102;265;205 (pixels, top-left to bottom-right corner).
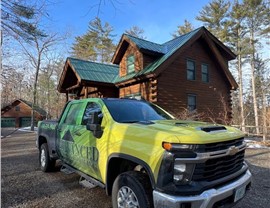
45;0;212;45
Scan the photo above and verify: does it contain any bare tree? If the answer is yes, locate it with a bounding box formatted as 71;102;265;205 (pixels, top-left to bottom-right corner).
15;32;63;130
1;66;29;105
38;55;65;119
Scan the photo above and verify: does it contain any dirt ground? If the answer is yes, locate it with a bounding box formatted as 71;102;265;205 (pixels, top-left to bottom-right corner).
1;130;270;208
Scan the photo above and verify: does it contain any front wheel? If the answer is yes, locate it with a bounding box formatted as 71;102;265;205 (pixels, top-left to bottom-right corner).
39;143;55;172
112;171;153;208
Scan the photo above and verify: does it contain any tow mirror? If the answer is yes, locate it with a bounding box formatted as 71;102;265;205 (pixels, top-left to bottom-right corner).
86;111;103;138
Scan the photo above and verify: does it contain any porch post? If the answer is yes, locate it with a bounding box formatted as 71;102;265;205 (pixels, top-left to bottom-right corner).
84;87;88;98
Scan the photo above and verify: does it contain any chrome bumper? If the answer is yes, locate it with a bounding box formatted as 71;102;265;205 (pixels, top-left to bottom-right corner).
153;170;252;208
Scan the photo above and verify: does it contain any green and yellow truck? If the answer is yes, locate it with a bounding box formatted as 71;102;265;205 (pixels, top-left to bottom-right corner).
37;98;251;208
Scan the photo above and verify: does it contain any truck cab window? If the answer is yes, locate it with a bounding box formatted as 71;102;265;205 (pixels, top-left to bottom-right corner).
64;103;83;125
82;102;103;125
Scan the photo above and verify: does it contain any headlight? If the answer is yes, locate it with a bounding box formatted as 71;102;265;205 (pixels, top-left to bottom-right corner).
162;142;196;151
173;159;194;185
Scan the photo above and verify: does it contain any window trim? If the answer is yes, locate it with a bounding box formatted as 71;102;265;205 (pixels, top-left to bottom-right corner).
186;59;196;81
187;94;197;112
201;63;209;83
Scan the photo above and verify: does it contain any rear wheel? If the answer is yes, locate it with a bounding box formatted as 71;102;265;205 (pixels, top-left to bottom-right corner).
39;143;55;172
112;171;153;208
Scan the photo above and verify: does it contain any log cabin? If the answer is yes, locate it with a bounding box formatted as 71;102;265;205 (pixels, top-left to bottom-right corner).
57;27;237;123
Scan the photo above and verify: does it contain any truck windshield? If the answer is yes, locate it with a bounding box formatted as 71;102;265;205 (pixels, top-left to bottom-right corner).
104;99;173;123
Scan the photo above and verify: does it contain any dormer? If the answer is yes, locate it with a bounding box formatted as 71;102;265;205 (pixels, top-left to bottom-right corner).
111;34;164;77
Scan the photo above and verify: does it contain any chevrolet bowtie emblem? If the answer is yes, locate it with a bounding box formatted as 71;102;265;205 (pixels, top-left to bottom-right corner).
228;146;239;156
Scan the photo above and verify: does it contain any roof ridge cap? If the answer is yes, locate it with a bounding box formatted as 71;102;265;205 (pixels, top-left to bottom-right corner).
124;33;163;46
162;26;203;45
68;57;118;67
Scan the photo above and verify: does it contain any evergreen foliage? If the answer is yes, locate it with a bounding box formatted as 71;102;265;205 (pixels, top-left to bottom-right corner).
71;17;116;63
172;19;195;38
196;0;270;137
125;26;147;39
1;0;45;40
196;0;231;43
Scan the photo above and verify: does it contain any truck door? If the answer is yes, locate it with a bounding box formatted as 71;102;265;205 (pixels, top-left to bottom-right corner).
57;101;102;181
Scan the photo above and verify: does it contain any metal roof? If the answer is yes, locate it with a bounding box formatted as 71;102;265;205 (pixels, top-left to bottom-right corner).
68;57;119;83
114;27;202;83
124;34;165;54
67;27;236;87
1;99;47;116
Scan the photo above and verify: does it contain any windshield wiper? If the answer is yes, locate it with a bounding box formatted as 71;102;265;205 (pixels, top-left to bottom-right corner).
120;120;140;123
121;120;155;125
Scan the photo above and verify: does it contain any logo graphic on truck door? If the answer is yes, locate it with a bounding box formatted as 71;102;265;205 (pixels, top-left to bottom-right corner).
62;130;74;142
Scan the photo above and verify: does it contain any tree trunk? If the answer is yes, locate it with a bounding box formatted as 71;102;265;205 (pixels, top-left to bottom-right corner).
262;89;267;142
47;76;51;119
237;45;245;132
250;30;260;135
31;75;38;131
31;54;41;131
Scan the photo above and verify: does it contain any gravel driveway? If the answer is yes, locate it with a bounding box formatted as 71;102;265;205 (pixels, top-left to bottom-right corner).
1;130;270;208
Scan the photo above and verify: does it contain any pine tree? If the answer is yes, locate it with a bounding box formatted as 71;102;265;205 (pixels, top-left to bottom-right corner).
196;0;231;43
125;26;147;39
1;0;45;40
72;34;97;61
244;0;269;135
227;0;250;131
172;19;194;38
71;17;116;63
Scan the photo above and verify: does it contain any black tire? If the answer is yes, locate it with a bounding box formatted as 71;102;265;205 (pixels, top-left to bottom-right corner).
39;143;55;172
112;171;153;208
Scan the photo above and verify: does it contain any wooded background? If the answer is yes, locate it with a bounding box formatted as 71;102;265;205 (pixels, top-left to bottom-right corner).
1;0;270;140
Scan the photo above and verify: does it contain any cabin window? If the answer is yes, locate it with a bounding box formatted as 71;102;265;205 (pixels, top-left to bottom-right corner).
127;55;135;73
15;106;20;111
187;60;195;80
123;93;142;100
202;64;209;82
187;94;197;111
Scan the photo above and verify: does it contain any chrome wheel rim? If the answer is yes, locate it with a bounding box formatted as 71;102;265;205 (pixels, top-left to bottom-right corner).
40;149;46;167
117;186;139;208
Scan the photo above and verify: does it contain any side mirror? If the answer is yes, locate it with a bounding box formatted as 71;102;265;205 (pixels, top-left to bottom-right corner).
86;111;103;138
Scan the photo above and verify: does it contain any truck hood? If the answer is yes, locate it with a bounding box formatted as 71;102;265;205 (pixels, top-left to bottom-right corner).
128;119;245;144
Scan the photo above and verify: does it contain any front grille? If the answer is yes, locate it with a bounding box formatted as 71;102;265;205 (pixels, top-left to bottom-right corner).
196;137;244;153
192;150;245;182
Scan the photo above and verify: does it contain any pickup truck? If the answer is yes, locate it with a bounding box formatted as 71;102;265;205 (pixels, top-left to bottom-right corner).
37;98;251;208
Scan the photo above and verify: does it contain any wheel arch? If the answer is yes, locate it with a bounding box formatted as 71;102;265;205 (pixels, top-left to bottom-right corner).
106;153;156;196
37;135;57;159
37;135;48;149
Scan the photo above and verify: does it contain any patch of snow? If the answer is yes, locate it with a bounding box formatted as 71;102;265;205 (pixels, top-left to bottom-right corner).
245;138;270;149
18;126;38;132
